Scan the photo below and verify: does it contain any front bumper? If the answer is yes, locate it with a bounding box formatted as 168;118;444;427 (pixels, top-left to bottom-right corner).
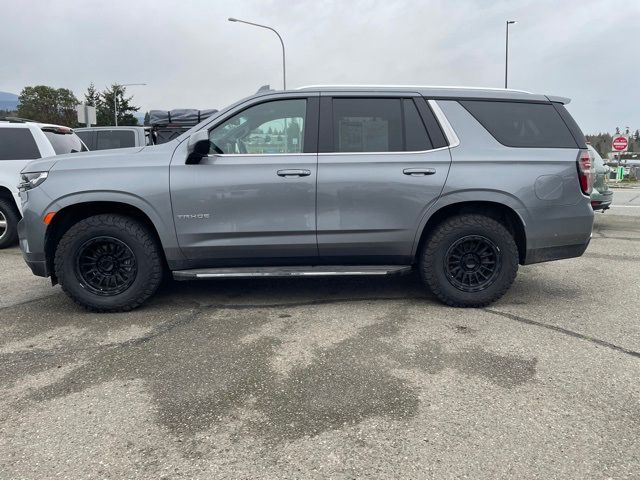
18;218;49;277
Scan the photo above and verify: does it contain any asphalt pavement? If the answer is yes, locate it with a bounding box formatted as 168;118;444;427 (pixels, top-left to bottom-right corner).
1;202;639;479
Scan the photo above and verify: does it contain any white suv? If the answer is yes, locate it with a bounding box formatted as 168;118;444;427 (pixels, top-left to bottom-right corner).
0;119;87;248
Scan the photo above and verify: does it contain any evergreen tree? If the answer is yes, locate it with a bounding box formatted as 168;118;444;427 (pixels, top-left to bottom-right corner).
143;111;150;126
84;82;100;106
96;84;140;126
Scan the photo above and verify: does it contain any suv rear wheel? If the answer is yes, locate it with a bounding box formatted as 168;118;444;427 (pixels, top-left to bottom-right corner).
0;198;20;249
420;214;519;307
54;214;163;312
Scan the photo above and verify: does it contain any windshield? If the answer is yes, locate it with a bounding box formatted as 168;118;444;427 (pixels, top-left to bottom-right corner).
43;130;88;154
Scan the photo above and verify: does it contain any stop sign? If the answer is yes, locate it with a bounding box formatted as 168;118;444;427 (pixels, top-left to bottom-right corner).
612;136;629;152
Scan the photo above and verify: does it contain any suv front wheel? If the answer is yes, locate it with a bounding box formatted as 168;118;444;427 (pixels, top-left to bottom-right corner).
54;214;163;312
420;214;519;307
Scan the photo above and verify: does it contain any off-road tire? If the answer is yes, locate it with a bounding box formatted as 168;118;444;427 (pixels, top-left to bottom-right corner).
54;214;163;312
420;214;519;307
0;198;20;249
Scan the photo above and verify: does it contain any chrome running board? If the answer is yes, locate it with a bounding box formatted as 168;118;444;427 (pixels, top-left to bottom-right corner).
172;265;412;280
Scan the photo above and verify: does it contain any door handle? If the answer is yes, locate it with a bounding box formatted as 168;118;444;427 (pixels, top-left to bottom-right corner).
403;168;436;176
277;169;311;178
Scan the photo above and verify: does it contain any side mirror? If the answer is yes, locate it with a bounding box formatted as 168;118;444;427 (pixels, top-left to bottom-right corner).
186;130;210;164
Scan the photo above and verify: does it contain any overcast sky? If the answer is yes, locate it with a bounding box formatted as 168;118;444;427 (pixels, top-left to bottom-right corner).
2;0;638;133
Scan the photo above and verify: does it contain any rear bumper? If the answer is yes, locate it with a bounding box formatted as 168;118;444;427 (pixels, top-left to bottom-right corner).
524;238;590;265
521;199;593;265
591;190;613;210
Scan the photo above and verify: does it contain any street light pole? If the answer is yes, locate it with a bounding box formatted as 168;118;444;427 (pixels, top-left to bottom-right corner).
505;20;517;89
228;17;286;90
113;83;147;126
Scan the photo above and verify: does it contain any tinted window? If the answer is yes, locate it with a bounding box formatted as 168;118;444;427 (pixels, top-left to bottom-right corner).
553;103;587;148
0;127;40;160
415;98;448;148
403;99;432;151
460;100;578;148
75;130;95;150
333;98;402;152
210;99;306;154
96;130;136;150
43;130;88;154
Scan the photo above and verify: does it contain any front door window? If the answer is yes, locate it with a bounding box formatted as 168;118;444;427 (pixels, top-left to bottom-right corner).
209;99;306;155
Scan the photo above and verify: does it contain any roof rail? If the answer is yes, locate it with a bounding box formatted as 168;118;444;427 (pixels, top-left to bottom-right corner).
0;116;36;123
296;84;532;94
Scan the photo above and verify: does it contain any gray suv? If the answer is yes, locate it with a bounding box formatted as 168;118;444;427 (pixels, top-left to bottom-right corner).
17;86;594;312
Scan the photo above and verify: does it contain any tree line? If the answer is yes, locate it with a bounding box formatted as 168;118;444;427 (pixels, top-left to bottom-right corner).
586;129;640;159
2;84;142;127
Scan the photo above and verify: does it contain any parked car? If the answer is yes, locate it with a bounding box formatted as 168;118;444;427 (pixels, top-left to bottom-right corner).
587;145;613;211
75;126;153;151
0;119;87;248
18;86;594;312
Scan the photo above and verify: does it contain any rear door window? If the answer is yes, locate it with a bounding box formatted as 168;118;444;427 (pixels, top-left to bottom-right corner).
328;98;445;153
460;100;578;148
0;127;41;160
332;98;403;152
403;99;433;151
43;130;88;154
96;130;136;150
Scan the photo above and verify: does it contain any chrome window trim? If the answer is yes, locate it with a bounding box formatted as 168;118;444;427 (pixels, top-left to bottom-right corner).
428;100;460;148
317;146;450;157
206;152;316;158
207;149;450;158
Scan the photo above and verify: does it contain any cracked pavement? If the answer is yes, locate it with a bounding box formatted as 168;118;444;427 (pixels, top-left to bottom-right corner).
1;205;639;479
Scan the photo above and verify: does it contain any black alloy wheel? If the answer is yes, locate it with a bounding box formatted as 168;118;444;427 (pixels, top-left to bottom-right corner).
444;235;501;293
75;236;137;296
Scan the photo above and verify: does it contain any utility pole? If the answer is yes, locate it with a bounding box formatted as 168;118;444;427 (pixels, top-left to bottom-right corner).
505;20;517;88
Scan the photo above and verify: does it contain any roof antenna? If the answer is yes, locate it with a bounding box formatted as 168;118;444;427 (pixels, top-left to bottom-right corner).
256;85;272;93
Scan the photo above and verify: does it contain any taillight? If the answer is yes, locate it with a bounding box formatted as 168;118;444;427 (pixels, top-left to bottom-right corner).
577;149;592;195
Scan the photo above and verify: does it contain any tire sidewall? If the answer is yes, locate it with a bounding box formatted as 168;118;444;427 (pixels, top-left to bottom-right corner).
422;217;518;306
0;199;19;249
56;220;159;310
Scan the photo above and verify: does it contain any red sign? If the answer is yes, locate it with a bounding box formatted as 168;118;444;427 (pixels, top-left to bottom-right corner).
612;136;629;152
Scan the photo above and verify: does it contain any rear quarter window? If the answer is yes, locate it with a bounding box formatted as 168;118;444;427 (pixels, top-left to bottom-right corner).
0;127;41;160
43;130;87;154
460;100;578;148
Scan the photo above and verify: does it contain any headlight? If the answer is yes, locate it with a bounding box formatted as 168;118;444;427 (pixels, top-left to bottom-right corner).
18;172;48;192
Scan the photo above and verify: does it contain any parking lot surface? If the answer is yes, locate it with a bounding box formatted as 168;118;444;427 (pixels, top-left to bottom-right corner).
1;194;639;479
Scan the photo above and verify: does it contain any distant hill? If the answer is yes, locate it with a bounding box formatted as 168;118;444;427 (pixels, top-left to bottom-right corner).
0;91;19;111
